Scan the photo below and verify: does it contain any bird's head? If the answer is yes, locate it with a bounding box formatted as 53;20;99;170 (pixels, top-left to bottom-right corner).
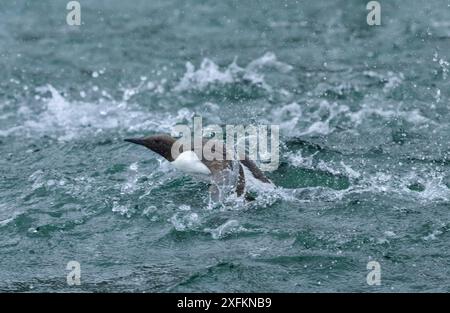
124;134;177;161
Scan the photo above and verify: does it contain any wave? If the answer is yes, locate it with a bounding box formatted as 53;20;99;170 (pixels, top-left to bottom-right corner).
174;52;293;92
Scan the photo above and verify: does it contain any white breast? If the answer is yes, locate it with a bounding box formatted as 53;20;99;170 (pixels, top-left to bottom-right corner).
171;151;212;176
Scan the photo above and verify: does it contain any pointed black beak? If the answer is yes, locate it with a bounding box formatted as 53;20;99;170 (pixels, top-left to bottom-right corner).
124;138;146;146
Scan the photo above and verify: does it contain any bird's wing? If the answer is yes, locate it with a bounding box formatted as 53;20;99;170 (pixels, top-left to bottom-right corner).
199;138;272;183
240;157;272;184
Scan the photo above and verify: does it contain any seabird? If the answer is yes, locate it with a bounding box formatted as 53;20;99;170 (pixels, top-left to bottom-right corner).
124;134;272;200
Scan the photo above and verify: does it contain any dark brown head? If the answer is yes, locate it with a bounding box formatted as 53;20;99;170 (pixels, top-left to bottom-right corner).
124;134;176;161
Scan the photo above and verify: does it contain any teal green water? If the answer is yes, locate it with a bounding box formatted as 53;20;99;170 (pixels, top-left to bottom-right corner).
1;0;450;292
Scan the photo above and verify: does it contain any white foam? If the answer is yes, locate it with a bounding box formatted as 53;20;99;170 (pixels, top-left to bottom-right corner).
0;216;14;227
169;212;201;231
112;202;133;217
269;97;432;138
286;150;317;169
174;52;292;92
0;203;17;228
1;84;194;140
120;163;140;195
423;229;443;241
205;219;242;240
363;70;404;92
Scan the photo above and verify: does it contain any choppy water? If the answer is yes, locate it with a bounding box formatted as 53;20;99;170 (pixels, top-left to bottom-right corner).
1;0;450;292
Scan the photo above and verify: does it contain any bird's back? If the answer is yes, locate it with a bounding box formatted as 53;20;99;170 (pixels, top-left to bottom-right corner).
185;138;272;196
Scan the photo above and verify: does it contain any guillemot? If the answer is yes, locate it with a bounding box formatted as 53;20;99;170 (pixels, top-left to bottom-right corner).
124;134;272;200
